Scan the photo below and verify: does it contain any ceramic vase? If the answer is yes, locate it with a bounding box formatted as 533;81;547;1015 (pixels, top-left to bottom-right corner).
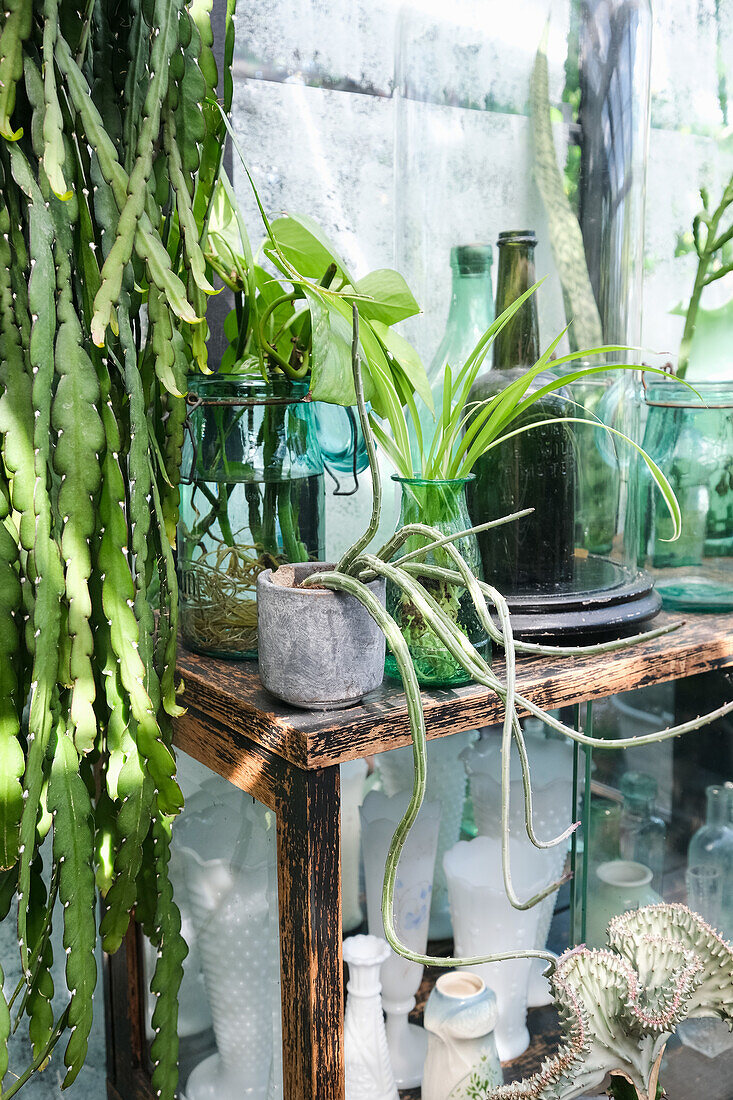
343;935;399;1100
360;791;441;1088
342;759;369;931
585;859;661;948
180;795;282;1100
462;725;575;1007
422;971;502;1100
444;835;555;1062
376;730;476;939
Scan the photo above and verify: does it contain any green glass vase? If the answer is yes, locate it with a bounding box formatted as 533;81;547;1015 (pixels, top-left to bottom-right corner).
632;379;733;611
178;375;325;659
385;477;489;687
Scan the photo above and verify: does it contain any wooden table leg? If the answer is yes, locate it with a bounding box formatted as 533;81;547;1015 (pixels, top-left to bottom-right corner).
276;762;344;1100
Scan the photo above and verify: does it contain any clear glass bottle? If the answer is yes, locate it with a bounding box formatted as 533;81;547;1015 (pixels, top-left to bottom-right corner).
385;476;488;687
411;244;494;468
178;375;325;659
466;231;576;594
619;771;666;892
688;784;733;939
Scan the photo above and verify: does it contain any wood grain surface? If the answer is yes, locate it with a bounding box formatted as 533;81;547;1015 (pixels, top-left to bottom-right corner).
174;612;733;775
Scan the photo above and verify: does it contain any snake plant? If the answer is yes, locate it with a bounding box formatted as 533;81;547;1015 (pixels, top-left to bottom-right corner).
0;1;233;1095
307;308;733;983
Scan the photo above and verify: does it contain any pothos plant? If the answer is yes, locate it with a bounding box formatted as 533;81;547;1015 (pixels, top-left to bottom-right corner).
295;309;733;1081
176;142;433;654
0;1;234;1096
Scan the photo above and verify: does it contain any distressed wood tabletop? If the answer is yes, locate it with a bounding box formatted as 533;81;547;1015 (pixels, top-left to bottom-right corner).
173;611;733;775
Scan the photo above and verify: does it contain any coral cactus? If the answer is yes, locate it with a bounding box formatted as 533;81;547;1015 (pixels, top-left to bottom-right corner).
480;905;732;1100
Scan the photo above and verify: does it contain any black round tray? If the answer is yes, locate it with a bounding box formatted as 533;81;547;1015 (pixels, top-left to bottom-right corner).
498;555;662;641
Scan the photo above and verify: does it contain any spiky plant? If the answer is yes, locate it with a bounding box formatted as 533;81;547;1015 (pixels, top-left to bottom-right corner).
0;2;233;1095
482;905;733;1100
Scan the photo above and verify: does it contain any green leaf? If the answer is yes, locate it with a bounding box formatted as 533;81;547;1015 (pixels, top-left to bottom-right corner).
265;212;356;285
48;731;97;1088
371;319;432;411
352;268;420;325
305;287;360;406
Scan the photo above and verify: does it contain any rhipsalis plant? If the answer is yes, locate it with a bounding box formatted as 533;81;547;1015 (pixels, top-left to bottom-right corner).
299;308;733;982
0;1;235;1095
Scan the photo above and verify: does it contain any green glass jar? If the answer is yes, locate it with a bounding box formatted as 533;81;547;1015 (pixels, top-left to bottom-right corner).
384;476;489;687
632;379;733;611
178;375;325;659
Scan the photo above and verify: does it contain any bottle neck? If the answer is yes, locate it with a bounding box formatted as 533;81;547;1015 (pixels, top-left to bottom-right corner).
429;267;493;384
492;242;540;371
706;785;732;827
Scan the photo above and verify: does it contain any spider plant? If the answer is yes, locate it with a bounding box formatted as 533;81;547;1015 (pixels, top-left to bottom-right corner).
296;308;733;988
178;123;432;656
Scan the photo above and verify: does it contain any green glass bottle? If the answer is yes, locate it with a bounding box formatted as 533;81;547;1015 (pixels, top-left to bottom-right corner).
410;245;493;468
466;231;576;593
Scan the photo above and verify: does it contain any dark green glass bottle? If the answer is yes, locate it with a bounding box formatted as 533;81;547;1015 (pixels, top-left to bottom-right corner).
466;231;576;594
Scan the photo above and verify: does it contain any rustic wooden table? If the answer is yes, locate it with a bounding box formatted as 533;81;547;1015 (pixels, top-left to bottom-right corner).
103;611;733;1100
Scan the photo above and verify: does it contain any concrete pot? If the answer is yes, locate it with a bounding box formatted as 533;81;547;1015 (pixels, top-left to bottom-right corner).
257;563;386;710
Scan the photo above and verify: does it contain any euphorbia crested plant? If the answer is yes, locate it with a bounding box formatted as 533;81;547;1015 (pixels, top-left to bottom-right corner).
0;1;234;1095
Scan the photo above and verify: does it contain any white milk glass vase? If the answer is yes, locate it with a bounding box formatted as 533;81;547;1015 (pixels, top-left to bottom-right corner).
422;971;502;1100
360;791;441;1088
342;758;369;931
343;935;399;1100
462;723;574;1006
180;795;282;1100
585;859;660;948
376;730;476;939
444;835;555;1062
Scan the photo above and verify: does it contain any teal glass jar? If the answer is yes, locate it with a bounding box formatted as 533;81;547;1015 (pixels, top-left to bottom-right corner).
384;476;489;687
632;380;733;611
178;375;325;659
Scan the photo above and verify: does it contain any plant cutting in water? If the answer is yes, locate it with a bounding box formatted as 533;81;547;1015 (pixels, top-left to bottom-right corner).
178;128;432;656
483;904;733;1100
0;2;234;1095
290;307;733;988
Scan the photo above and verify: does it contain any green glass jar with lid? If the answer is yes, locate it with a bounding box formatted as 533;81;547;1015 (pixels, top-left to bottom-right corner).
178;374;325;659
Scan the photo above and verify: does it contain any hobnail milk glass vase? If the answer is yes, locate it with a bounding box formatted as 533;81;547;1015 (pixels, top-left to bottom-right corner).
341;759;369;931
444;836;555;1062
180;796;282;1100
422;972;502;1100
343;935;399;1100
361;791;441;1088
462;725;574;1006
376;730;477;940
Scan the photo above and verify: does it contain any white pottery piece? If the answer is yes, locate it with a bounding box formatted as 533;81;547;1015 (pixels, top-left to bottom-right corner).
422;971;502;1100
462;725;575;1006
343;935;399;1100
180;795;282;1100
376;730;476;939
444;836;555;1062
361;791;441;1088
342;759;369;931
585;859;661;948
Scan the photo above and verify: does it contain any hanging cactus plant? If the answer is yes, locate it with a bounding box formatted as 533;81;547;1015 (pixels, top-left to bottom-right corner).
0;1;234;1095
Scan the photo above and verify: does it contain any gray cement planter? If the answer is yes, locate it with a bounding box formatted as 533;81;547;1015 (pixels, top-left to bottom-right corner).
257;562;386;710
